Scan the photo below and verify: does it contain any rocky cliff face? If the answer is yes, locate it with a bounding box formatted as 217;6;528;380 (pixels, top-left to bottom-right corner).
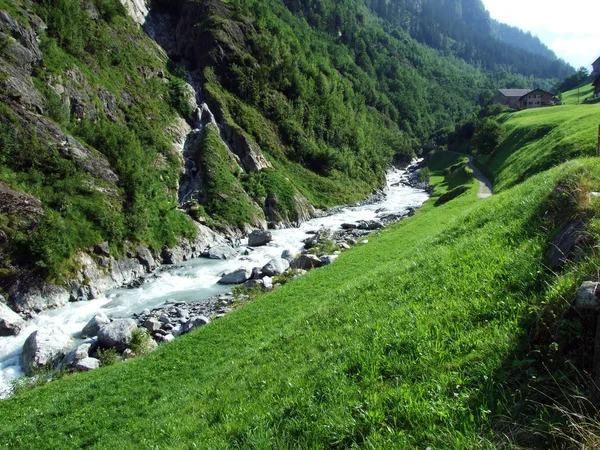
0;0;317;317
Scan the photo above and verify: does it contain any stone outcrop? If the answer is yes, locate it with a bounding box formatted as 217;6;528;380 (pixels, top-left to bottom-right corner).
8;280;70;315
118;0;150;26
0;299;25;336
0;182;44;229
20;325;72;375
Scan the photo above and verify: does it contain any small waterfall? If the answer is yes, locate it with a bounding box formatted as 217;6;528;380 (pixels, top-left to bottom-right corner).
177;72;219;204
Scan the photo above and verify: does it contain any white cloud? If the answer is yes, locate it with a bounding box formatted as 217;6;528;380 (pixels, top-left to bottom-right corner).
480;0;600;69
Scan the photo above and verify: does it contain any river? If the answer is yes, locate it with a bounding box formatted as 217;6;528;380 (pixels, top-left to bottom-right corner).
0;166;429;398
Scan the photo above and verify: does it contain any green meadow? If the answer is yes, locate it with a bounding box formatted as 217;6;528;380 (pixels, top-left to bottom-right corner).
479;104;600;192
3;128;600;448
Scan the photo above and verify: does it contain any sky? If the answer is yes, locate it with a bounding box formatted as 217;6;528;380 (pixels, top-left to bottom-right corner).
480;0;600;70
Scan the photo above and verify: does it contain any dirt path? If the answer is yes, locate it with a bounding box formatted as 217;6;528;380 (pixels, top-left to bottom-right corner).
449;152;493;198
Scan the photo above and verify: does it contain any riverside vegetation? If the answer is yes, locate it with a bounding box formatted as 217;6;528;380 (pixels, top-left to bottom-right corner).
3;102;600;447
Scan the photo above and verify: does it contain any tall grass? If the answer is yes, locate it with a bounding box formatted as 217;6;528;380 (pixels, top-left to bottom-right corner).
3;153;600;448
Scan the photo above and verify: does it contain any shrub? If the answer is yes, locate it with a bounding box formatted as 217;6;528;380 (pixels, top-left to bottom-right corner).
472;118;504;155
129;329;155;355
417;167;430;183
97;348;119;367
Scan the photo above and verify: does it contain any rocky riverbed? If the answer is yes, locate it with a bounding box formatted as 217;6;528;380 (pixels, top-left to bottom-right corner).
0;161;429;397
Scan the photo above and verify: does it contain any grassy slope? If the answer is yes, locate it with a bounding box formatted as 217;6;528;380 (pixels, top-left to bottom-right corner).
479;104;600;192
3;142;600;448
562;82;595;104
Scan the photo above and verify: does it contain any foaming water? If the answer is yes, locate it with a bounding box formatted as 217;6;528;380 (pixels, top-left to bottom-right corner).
0;167;428;397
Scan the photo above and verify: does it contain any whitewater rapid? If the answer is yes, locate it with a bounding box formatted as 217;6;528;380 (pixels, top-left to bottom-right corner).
0;166;429;397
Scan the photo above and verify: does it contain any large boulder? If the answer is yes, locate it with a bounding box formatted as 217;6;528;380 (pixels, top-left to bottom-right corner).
205;245;239;260
21;325;73;375
218;268;252;285
261;258;290;277
0;301;25;336
290;254;324;270
248;230;272;247
97;319;137;352
81;312;110;338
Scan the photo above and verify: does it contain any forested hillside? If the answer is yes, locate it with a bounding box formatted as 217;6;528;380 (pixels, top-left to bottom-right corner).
361;0;572;84
0;0;573;309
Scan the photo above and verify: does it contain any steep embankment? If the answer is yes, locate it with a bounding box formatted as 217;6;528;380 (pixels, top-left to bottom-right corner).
478;104;600;192
3;126;600;448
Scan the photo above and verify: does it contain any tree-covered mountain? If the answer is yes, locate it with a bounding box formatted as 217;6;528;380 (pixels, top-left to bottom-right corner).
360;0;572;80
491;20;557;60
0;0;573;308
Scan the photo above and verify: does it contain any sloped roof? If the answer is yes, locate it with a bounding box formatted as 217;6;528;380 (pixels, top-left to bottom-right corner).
593;56;600;66
518;89;554;100
497;89;532;98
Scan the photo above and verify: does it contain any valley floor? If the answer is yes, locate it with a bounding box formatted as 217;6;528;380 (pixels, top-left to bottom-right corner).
2;146;600;448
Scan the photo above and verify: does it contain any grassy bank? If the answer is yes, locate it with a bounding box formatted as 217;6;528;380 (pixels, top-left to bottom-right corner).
561;82;595;105
2;148;600;448
478;104;600;192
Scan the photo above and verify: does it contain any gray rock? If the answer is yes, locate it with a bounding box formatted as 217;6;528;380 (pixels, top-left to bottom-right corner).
261;258;290;276
248;230;272;247
21;325;73;375
158;314;171;324
546;222;587;269
182;316;210;334
358;220;383;230
142;318;162;332
218;268;252;285
61;343;92;369
340;243;351;250
244;279;265;289
251;267;263;279
341;223;358;230
75;357;100;372
0;301;25;336
290;255;324;270
575;282;600;311
205;245;239;260
0;181;44;226
82;312;110;338
135;245;156;272
281;249;295;261
156;333;175;343
320;255;339;265
97;319;137;352
94;242;110;257
263;276;273;290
